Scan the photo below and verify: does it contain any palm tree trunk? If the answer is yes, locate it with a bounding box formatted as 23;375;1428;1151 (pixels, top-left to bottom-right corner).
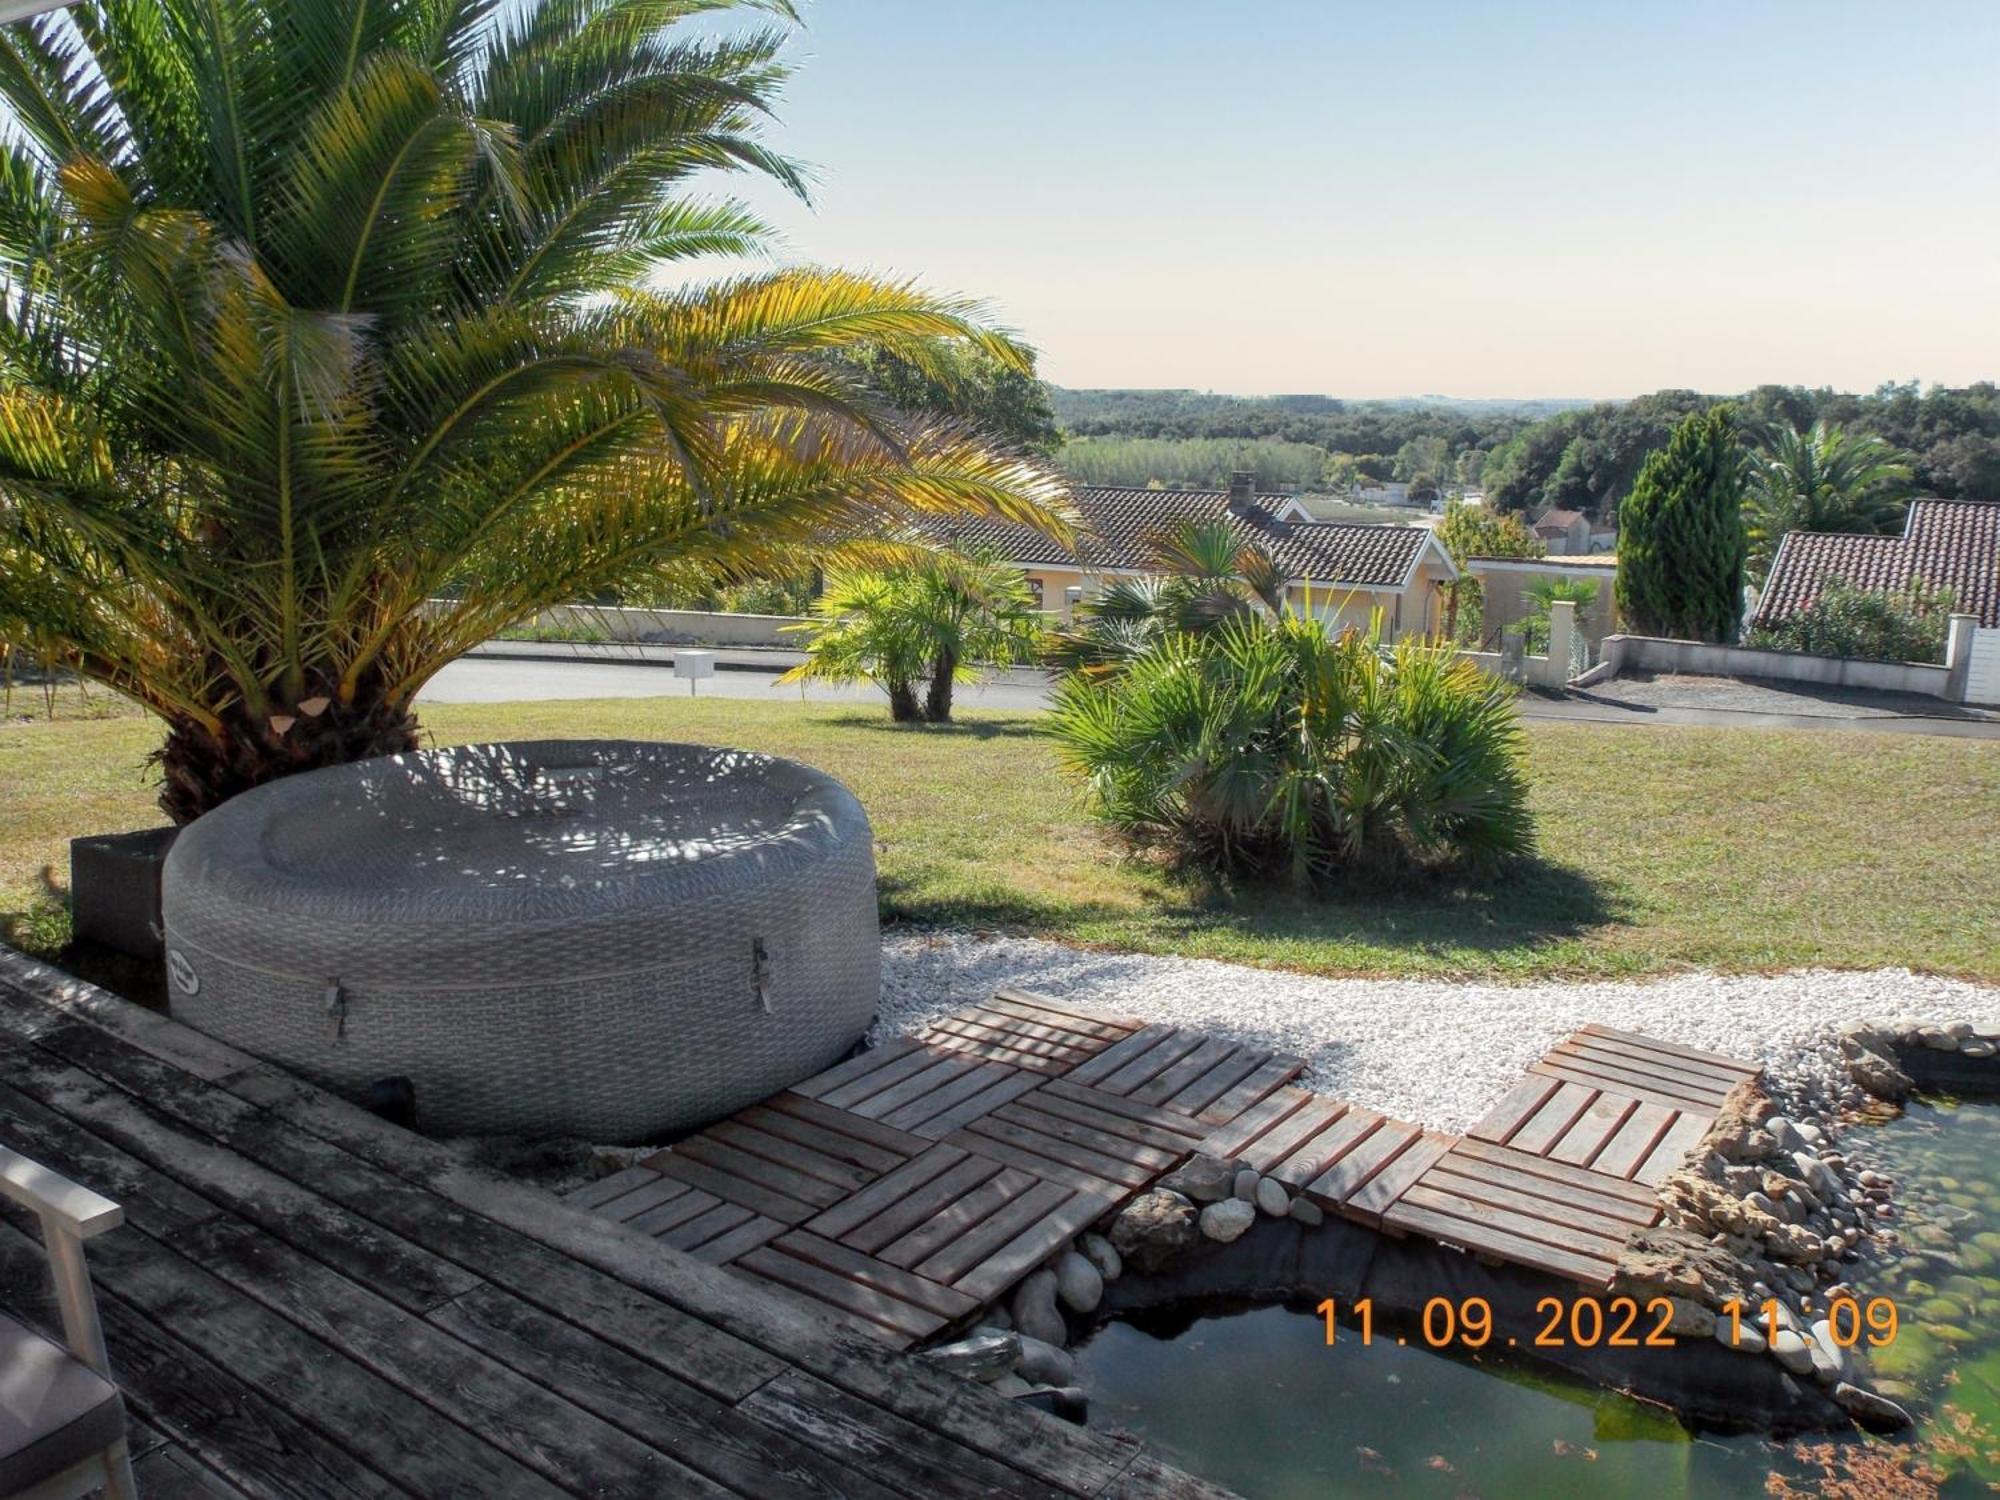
924;649;957;723
886;679;922;723
155;696;422;824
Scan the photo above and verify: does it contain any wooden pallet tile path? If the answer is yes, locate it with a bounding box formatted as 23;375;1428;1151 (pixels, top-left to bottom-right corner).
577;997;1765;1339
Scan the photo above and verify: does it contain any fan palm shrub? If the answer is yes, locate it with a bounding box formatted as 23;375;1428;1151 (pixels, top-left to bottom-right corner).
1046;518;1286;678
1049;611;1532;887
1744;421;1913;579
779;548;1044;722
0;0;1070;822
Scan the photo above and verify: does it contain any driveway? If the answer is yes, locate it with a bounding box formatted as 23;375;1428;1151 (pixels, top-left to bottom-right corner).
419;642;2000;740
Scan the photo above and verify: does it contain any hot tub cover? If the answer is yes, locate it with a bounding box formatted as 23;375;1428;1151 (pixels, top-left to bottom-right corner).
161;740;880;1139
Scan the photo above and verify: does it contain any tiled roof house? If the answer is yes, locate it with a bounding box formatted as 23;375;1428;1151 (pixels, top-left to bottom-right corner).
950;473;1459;639
1752;498;2000;629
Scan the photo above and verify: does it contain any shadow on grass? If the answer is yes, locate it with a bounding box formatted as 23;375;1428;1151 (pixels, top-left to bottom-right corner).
1;868;167;1010
806;711;1050;743
880;851;1625;967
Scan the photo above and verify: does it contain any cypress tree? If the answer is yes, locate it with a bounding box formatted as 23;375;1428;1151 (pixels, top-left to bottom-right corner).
1616;406;1749;642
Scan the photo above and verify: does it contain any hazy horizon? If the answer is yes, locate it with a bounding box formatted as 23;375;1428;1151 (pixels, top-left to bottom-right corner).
695;1;2000;399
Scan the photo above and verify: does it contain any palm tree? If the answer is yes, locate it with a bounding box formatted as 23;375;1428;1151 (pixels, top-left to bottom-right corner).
779;548;1044;723
0;0;1070;822
1521;576;1599;654
1046;518;1286;678
1743;421;1914;579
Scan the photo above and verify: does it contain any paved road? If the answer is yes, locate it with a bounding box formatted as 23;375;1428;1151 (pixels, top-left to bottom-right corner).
420;645;2000;739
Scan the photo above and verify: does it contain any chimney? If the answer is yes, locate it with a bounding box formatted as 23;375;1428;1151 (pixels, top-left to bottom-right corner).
1227;470;1256;513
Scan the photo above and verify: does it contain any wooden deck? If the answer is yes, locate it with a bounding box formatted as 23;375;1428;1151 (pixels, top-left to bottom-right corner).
0;954;1230;1500
578;999;1763;1338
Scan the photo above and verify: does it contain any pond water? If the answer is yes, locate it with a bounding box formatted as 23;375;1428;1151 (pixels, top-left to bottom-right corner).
1076;1096;2000;1498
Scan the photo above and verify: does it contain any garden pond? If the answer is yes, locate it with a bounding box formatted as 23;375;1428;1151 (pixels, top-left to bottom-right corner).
1076;1095;2000;1497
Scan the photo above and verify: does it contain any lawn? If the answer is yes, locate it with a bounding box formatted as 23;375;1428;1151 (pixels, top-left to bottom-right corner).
3;690;1996;982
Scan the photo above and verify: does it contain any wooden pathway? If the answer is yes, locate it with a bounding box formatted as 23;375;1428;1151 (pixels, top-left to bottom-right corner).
578;1001;1763;1340
0;955;1228;1500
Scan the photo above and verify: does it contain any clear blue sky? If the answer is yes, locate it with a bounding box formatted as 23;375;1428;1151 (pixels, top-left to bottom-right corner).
697;0;1999;399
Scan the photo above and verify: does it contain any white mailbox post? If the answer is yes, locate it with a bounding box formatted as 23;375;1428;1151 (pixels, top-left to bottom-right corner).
673;650;716;696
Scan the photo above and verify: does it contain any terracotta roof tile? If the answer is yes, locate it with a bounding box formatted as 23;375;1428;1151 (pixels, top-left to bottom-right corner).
946;485;1434;590
1753;499;2000;628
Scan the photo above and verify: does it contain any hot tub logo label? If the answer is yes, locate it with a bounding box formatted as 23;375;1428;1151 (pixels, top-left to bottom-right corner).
167;948;200;996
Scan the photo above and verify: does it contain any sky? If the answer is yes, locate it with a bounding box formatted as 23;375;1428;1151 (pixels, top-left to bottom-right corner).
691;0;2000;400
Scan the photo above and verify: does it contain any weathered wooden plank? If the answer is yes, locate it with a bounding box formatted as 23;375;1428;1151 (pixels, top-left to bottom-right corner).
1032;1079;1208;1144
912;1179;1077;1288
1589;1101;1679;1181
1234;1096;1347;1174
1158;1049;1266;1118
922;1029;1072;1075
770;1232;981;1322
1507;1081;1599;1157
427;1282;911;1500
1314;1124;1436;1220
898;1068;1044;1139
1195;1086;1315;1161
820;1044;963;1111
983;993;1133;1042
1442;1138;1662;1206
626;1186;725;1238
650;1148;827;1225
961;1114;1155;1190
129;1443;256;1500
938;1131;1125;1199
1529;1059;1722;1115
1062;1024;1180;1088
1126;1037;1241;1107
0;978;1145;1499
990;1102;1180;1173
1100;1451;1243;1500
1378;1200;1618;1286
1466;1073;1565;1146
875;1166;1040;1270
684;1213;789;1266
657;1201;756;1252
1266;1107;1383;1190
840;1153;1010;1258
1634;1111;1715;1186
1191;1055;1306;1125
1422;1158;1658;1228
0;1001;788;1406
171;1215;723;1498
952;1186;1124;1305
791;1038;926;1102
734;1104;910;1176
564;1165;662;1210
797;1144;977;1246
992;987;1145;1033
739;1370;1079;1500
1560;1035;1749;1089
758;1091;933;1159
1393;1182;1632;1261
597;1174;697;1224
1094;1030;1209;1096
0;1221;398;1500
1544;1044;1733;1106
1547;1091;1640;1169
1005;1087;1201;1156
836;1053;984;1123
733;1246;948;1342
946;1009;1101;1062
702;1120;880;1194
1576;1024;1759;1075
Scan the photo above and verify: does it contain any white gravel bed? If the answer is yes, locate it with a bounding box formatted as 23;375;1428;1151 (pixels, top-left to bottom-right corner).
879;933;2000;1134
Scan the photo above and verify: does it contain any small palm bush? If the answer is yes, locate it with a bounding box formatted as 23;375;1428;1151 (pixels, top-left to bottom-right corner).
1049;611;1532;885
780;549;1044;722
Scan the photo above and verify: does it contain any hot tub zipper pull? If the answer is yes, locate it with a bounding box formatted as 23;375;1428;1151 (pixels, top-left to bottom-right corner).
752;939;772;1014
325;981;347;1040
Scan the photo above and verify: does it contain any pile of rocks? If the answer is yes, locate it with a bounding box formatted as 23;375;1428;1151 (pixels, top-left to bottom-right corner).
1627;1074;1927;1429
918;1231;1123;1420
1839;1018;2000;1102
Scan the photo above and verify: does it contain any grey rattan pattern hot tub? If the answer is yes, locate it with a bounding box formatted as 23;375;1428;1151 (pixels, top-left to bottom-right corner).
160;741;880;1141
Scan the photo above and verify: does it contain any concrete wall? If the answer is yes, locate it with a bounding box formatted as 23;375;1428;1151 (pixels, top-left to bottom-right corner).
1598;634;1957;699
526;603;809;647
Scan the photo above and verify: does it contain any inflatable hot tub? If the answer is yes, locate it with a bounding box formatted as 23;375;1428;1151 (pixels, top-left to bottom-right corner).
160;740;880;1140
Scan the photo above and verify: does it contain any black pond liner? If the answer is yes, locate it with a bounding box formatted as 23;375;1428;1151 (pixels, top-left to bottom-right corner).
1081;1211;1847;1437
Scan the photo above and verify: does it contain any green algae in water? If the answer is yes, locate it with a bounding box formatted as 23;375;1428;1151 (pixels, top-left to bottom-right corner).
1075;1096;2000;1497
